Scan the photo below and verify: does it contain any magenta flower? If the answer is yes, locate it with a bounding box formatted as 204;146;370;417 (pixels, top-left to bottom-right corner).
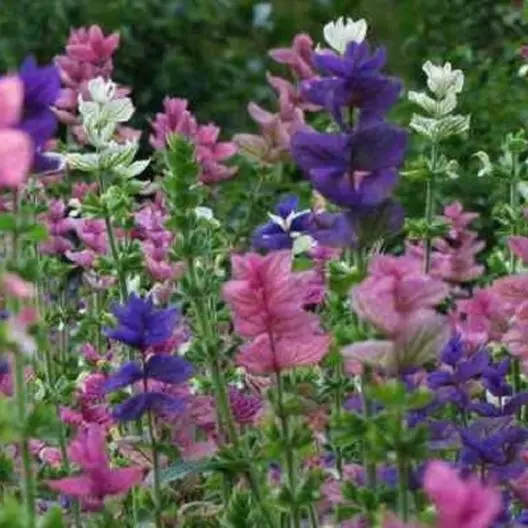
150;97;237;184
47;424;142;511
423;460;501;528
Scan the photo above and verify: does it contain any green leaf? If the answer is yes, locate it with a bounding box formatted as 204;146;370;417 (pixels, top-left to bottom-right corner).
37;506;64;528
0;214;16;232
23;224;48;243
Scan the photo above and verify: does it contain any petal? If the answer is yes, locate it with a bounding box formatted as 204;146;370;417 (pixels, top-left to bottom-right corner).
145;355;193;385
112;394;149;422
0;130;32;188
47;476;93;497
0;76;23;127
103;362;143;393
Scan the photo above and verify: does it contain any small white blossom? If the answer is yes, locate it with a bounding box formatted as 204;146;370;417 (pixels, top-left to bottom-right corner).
422;61;464;99
87;77;117;104
194;206;220;227
323;16;367;54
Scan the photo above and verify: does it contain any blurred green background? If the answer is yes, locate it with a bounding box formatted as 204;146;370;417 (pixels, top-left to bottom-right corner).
1;0;528;236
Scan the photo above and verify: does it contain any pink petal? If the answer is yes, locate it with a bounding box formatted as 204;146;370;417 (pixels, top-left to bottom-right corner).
103;467;143;495
0;130;32;187
0;76;23;127
66;44;98;62
47;476;93;497
508;236;528;265
342;340;394;375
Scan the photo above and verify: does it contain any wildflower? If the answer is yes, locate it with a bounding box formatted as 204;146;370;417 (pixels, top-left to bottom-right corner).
422;61;464;99
300;41;403;126
47;424;143;511
104;355;192;421
0;76;32;187
322;17;368;54
104;293;180;351
291;123;407;209
351;254;449;336
252;195;311;251
0;273;34;299
228;387;262;425
223;251;330;374
269;34;317;81
423;460;501;528
18;57;61;173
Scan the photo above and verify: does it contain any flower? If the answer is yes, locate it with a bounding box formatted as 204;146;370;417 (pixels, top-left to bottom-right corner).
104;355;192;422
47;424;143;511
223;251;330;374
423;460;501;528
228;387;262;425
291;124;407;209
269;34;317;81
322;17;368;54
252;195;311;251
18;56;61;173
300;41;403;126
0;76;32;187
105;293;180;350
422;61;464;99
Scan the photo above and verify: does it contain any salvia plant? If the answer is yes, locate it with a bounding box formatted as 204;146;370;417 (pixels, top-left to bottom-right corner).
3;13;528;528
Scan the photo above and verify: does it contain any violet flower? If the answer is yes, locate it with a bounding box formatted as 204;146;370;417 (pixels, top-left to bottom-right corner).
301;41;403;127
104;355;192;421
252;195;311;251
18;56;61;173
291;123;407;209
104;293;180;351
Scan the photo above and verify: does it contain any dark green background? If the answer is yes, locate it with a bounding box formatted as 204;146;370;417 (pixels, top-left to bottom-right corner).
1;0;527;233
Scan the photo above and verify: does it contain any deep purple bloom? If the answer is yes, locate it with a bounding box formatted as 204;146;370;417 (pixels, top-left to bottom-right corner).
291;123;407;209
482;358;513;398
252;195;311;251
301;41;403;127
308;211;357;247
0;358;8;376
18;56;61;173
105;294;179;350
104;355;192;422
459;417;528;480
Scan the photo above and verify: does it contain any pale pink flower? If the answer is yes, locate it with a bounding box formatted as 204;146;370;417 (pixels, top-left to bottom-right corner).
269;33;317;80
423;460;501;528
508;235;528;265
1;273;34;299
0;76;32;188
47;424;143;511
351;255;448;337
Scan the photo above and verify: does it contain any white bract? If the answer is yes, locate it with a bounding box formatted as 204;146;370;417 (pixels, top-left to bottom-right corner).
268;209;310;233
422;61;464;99
87;77;117;105
323;16;367;54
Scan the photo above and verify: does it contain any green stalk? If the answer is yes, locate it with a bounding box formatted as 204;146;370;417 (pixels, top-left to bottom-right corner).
276;371;300;528
186;260;275;527
308;504;320;528
424;142;439;273
397;455;410;522
361;371;376;490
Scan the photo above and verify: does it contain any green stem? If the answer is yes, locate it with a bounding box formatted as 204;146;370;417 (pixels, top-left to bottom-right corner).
397;455;409;522
333;362;344;480
147;408;162;528
361;372;376;490
308;504;319;528
276;372;300;528
424;142;438;273
14;354;35;528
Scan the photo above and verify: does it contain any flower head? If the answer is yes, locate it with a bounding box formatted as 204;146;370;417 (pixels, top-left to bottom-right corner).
322;17;368;54
47;424;142;511
105;293;180;350
423;460;501;528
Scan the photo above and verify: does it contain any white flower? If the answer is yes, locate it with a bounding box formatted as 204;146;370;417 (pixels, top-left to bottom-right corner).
323;16;367;54
422;61;464;99
194;206;220;227
87;77;117;104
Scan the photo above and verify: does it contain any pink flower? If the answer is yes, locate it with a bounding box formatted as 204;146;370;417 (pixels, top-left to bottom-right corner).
423;460;501;528
269;34;317;80
223;251;330;374
1;273;34;299
0;76;32;188
47;424;143;511
150;97;237;184
508;235;528;264
351;255;448;337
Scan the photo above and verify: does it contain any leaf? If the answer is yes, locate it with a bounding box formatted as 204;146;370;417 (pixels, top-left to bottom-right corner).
159;459;216;484
37;506;64;528
23;224;48;243
0;214;16;231
103;98;135;123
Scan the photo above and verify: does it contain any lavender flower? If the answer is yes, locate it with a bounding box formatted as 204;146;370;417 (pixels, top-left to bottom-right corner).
104;355;192;421
105;293;179;350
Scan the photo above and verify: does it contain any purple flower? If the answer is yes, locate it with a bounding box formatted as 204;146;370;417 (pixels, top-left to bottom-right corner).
291;123;407;209
18;56;61;173
301;41;403;127
105;294;180;350
459;417;528;480
308;211;357;248
252;195;311;251
482;358;513;398
104;355;192;422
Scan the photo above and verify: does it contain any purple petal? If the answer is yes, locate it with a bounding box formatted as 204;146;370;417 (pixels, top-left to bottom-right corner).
103;362;143;393
112;394;150;422
145;355;193;385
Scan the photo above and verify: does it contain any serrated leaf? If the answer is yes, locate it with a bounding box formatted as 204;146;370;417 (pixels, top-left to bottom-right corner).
408;91;457;117
103;98;135;123
67;153;100;172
